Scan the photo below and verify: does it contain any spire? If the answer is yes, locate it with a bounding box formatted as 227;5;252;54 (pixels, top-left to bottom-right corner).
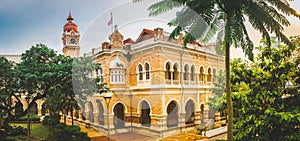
67;11;74;21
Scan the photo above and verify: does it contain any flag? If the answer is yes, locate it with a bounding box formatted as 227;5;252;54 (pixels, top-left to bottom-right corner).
107;13;113;26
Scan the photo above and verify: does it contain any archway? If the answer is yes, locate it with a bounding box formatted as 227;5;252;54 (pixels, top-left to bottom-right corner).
98;102;104;125
87;101;94;123
15;102;23;116
30;102;38;115
41;103;46;116
200;104;205;122
185;100;195;125
166;101;179;128
113;103;125;129
140;101;151;127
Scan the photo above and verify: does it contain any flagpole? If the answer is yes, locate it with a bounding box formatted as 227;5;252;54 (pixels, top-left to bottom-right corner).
111;12;113;32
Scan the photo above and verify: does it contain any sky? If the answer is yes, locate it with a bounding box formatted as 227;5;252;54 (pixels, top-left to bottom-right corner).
0;0;300;58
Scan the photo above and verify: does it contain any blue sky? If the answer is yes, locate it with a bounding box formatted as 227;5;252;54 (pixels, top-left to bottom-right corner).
0;0;300;55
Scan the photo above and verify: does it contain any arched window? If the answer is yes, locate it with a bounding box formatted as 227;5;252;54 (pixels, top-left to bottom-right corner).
199;66;204;85
184;64;189;80
213;68;216;83
145;62;150;80
190;66;195;81
207;68;212;84
165;62;172;80
173;64;179;80
138;64;143;80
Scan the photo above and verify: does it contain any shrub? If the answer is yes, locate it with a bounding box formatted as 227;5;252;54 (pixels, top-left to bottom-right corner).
14;114;40;123
0;128;7;139
7;126;27;136
50;124;90;141
42;115;60;127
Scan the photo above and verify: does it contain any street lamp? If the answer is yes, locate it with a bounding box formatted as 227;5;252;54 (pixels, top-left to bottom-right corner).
104;95;112;141
128;92;133;132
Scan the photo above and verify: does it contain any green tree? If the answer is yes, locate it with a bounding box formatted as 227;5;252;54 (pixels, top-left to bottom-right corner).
230;39;300;140
206;71;226;117
0;56;19;128
133;0;300;140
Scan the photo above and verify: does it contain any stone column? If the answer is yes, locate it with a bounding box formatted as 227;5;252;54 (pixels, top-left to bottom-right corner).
93;113;99;125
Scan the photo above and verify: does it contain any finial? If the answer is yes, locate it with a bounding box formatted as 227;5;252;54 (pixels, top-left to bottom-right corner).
114;25;118;31
67;11;74;21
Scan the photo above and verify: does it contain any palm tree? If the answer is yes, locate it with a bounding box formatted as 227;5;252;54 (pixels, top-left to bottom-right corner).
134;0;300;140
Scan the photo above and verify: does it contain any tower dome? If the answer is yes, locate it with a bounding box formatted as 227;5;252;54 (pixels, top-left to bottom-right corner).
63;12;78;32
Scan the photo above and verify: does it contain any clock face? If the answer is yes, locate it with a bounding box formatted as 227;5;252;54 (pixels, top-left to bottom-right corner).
70;38;76;44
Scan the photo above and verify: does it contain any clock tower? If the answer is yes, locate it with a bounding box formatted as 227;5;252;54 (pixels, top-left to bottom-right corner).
62;12;80;57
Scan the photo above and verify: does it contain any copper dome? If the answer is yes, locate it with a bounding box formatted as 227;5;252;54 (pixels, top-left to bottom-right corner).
63;12;78;32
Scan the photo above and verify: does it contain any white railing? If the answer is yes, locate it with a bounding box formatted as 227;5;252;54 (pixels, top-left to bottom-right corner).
184;80;189;85
173;80;180;85
207;82;212;86
199;81;204;85
165;79;172;85
190;81;196;85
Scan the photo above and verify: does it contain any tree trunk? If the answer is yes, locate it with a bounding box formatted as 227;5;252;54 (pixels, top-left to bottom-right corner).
64;110;66;124
71;106;74;125
27;106;31;139
226;42;233;141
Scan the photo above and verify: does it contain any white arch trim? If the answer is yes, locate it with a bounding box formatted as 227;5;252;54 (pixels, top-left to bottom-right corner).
164;60;173;71
172;61;181;72
85;101;95;113
165;98;181;113
137;98;152;115
111;101;128;114
184;97;197;110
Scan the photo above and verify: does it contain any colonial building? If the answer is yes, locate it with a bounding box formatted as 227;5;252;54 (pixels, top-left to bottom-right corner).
2;13;225;137
72;22;225;136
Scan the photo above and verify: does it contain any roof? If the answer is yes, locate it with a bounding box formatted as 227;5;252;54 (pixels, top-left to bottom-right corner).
123;38;134;44
63;12;78;32
135;29;154;43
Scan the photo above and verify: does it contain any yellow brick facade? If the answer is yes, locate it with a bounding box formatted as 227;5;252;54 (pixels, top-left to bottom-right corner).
77;27;225;137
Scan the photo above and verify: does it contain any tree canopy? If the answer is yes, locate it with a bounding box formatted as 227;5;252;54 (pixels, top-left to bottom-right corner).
208;38;300;140
0;43;109;128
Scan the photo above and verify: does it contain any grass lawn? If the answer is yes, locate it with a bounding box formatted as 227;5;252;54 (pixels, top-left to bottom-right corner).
10;123;51;139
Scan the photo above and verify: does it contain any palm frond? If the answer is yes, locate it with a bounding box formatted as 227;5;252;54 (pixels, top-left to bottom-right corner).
264;0;300;18
147;0;185;16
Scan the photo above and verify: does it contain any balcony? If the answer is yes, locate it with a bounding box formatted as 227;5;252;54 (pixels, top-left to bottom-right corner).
165;79;172;85
173;80;180;85
190;81;196;85
184;80;189;85
199;81;204;85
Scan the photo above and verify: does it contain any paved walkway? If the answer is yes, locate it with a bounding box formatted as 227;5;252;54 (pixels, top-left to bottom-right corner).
204;133;227;141
91;133;156;141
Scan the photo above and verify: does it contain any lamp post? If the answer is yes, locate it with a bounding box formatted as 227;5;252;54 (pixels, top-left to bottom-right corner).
104;95;112;141
25;96;31;139
128;92;133;132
